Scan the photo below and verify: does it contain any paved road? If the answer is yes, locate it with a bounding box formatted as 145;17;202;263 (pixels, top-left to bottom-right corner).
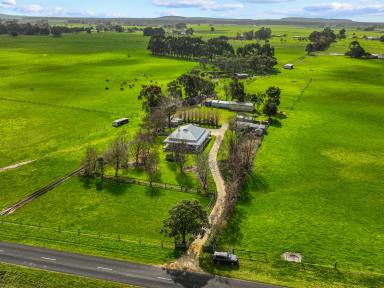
0;242;280;288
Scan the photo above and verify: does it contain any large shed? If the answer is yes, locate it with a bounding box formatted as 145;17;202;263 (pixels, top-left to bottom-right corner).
205;100;254;112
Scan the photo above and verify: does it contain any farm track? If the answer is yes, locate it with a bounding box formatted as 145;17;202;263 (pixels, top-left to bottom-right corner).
0;168;82;216
0;160;36;173
166;124;229;272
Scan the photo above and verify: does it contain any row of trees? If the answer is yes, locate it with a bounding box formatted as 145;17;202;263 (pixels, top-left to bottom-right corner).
0;21;88;36
148;35;234;59
143;27;165;37
213;54;277;75
236;27;272;41
221;123;260;218
177;109;220;127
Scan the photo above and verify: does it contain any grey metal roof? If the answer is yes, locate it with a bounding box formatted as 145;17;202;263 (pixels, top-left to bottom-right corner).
164;124;210;146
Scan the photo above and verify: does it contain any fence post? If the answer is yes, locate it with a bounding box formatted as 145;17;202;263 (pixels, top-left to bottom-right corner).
264;253;267;262
118;234;121;241
58;226;61;233
334;262;338;271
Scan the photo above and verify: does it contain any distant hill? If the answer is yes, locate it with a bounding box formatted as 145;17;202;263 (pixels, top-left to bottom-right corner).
0;14;381;27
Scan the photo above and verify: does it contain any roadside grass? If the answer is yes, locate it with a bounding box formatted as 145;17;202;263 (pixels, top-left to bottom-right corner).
0;262;134;288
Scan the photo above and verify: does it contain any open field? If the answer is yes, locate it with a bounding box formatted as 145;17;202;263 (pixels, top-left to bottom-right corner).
0;23;383;287
198;26;384;286
0;262;133;288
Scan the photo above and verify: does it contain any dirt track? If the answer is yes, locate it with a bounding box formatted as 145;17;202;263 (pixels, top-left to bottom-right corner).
166;124;229;272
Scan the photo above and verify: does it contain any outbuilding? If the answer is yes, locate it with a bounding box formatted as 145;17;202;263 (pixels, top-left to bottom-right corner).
205;100;254;112
113;118;129;127
283;64;294;70
236;121;267;137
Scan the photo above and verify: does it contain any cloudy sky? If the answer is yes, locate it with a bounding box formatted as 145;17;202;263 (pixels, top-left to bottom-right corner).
0;0;383;22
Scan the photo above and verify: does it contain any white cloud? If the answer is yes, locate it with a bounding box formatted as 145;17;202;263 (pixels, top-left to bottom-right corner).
1;0;16;6
152;0;243;11
270;1;384;18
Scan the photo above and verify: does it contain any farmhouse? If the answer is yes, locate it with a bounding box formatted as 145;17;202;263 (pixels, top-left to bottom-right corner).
164;124;211;153
283;64;294;70
204;100;254;112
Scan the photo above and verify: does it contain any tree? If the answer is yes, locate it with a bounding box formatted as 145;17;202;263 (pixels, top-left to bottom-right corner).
138;85;163;112
96;156;106;184
338;28;346;39
305;43;315;55
161;200;209;244
210;27;215;32
380;35;384;42
263;101;278;119
82;147;98;176
254;27;272;40
345;41;369;58
130;130;153;166
266;86;281;106
230;78;246;102
195;151;210;192
175;23;187;30
105;135;129;178
144;149;159;186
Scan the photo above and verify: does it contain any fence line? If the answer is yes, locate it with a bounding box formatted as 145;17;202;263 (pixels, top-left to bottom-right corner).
0;96;141;117
0;219;176;252
110;175;216;196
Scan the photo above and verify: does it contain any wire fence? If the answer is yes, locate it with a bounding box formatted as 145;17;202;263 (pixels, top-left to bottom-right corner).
0;219;181;261
0;96;140;117
108;176;217;211
202;244;384;275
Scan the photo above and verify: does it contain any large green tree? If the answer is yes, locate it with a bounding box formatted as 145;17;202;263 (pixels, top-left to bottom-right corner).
162;200;209;244
138;85;164;112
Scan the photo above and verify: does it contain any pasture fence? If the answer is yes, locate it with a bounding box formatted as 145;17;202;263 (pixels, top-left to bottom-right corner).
106;175;217;210
202;244;384;275
283;77;313;111
0;219;180;260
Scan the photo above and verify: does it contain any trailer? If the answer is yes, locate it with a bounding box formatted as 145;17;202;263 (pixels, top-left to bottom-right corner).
113;118;129;127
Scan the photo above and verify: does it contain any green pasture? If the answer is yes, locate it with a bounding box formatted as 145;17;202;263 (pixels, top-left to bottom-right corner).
215;35;384;286
0;24;383;286
7;176;208;242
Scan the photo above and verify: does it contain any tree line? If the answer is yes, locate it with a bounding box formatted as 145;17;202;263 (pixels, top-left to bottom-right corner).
0;20;89;37
148;35;277;75
148;35;234;59
236;27;272;41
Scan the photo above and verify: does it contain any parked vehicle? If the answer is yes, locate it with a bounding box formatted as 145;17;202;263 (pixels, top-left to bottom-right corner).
213;251;239;266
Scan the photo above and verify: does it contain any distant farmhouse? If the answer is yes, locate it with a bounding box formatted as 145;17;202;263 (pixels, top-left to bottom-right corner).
204;100;254;112
283;63;294;70
164;124;211;153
